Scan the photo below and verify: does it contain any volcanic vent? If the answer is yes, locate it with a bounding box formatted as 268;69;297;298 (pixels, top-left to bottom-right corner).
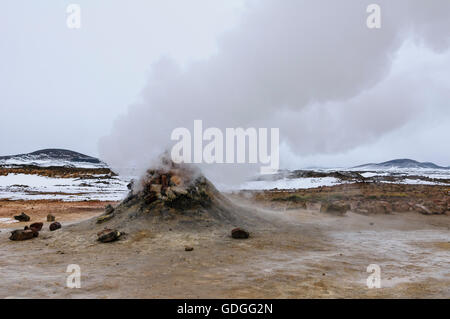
94;156;250;232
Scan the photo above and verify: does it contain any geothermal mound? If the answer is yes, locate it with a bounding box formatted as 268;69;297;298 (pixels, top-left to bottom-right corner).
91;159;253;232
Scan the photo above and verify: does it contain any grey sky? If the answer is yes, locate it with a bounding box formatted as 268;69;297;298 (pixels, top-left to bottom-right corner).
0;0;243;155
1;1;449;173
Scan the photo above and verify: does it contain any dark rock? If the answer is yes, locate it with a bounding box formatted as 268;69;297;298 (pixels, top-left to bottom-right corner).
47;214;55;222
14;212;30;222
29;222;43;232
49;222;61;231
97;229;122;243
9;229;36;241
231;228;250;239
127;180;135;190
185;246;194;251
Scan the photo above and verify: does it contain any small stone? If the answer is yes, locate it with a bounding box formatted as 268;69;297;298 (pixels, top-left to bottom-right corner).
170;175;182;186
14;212;30;222
161;174;168;188
49;222;61;231
96;214;114;224
47;214;56;222
105;204;114;215
171;186;188;196
231;228;250;239
185;246;194;252
149;184;162;194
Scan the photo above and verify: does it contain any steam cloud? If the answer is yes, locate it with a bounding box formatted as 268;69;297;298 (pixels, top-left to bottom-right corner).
99;0;450;185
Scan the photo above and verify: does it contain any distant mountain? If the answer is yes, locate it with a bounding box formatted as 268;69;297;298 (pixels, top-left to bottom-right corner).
0;149;107;168
353;159;449;170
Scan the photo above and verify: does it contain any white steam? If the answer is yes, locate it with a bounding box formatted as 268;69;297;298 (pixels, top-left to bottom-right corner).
99;0;450;184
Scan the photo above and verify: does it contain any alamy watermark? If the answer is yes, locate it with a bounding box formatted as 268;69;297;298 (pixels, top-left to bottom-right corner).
66;4;81;29
171;120;279;174
66;264;81;288
366;264;381;289
366;4;381;29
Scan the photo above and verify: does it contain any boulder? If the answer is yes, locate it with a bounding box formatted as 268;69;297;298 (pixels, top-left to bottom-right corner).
392;202;411;212
97;229;122;243
367;201;392;214
14;212;30;222
9;229;36;241
415;204;443;215
415;204;432;215
231;228;250;239
47;214;55;222
320;202;350;215
49;222;61;231
185;246;194;252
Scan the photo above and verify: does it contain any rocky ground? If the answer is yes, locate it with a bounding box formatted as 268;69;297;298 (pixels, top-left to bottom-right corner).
0;179;448;298
239;183;450;215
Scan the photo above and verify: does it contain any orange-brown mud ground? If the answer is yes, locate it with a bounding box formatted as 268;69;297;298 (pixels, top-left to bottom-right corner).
0;184;448;299
0;200;117;229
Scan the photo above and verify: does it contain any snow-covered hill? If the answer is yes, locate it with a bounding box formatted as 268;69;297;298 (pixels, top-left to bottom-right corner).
0;149;107;168
0;149;130;201
352;159;449;170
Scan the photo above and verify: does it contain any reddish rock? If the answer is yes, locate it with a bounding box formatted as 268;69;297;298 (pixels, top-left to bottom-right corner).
170;175;182;186
231;228;250;239
29;222;43;232
49;222;62;231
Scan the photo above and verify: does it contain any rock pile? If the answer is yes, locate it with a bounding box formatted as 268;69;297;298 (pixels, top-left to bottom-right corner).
91;155;252;238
